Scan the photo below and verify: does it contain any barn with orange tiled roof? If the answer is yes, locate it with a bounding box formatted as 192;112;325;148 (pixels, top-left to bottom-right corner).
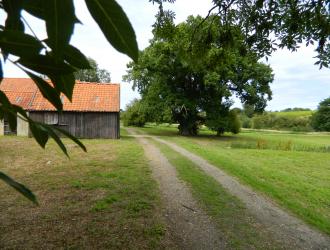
0;78;120;139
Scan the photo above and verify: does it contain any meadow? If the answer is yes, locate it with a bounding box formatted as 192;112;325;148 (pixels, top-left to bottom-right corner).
273;110;313;118
0;130;166;249
1;124;329;249
138;124;330;235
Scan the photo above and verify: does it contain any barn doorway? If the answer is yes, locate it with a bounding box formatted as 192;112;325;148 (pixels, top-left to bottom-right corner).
4;116;17;135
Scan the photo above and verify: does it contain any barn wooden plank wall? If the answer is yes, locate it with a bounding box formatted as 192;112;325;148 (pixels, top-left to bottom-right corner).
29;111;120;139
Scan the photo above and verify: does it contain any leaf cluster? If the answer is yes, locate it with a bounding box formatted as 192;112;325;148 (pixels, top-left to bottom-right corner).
154;0;330;68
0;0;138;203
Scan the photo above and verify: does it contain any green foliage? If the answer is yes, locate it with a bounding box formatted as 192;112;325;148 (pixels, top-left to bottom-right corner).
74;57;111;83
155;0;330;68
240;114;252;128
85;0;138;62
311;97;330;131
125;15;273;135
206;109;241;135
252;112;312;131
280;108;311;112
275;110;313;118
229;111;241;134
122;99;147;127
243;104;255;118
0;0;138;202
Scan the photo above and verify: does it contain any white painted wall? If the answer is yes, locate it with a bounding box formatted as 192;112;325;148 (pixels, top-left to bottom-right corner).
17;113;29;136
0;119;4;136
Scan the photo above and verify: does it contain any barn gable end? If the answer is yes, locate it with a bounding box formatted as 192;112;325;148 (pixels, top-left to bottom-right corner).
0;78;120;139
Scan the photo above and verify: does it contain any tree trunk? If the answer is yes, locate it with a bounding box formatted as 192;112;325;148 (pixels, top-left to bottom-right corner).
175;109;199;136
180;126;192;136
216;128;225;136
178;122;198;136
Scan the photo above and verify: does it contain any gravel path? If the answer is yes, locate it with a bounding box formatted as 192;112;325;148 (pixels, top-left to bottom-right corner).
126;128;226;250
147;135;330;250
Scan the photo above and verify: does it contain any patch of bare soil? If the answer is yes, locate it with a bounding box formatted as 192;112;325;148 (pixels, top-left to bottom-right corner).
149;135;330;250
126;128;227;250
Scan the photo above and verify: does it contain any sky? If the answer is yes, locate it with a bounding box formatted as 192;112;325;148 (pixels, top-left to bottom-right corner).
2;0;329;111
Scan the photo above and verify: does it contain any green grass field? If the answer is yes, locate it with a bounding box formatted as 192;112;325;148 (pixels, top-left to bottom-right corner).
138;124;330;235
2;124;329;248
0;132;165;249
273;110;313;118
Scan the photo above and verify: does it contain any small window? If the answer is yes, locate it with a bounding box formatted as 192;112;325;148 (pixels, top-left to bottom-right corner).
3;115;17;135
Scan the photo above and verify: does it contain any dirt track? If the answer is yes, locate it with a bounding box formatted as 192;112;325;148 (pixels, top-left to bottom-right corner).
127;128;330;250
126;128;226;249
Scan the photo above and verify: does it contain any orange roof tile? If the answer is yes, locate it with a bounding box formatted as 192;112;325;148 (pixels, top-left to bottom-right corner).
0;78;120;112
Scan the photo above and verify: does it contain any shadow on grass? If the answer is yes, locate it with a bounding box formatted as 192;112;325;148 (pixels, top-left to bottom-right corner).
134;124;241;142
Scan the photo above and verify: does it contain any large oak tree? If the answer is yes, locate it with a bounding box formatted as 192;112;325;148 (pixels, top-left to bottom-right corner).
125;15;273;135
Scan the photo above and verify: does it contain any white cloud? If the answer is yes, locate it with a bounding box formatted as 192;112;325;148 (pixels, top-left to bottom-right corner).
266;47;330;110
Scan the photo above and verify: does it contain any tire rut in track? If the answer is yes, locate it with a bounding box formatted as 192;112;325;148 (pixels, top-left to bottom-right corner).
126;128;227;250
148;135;330;250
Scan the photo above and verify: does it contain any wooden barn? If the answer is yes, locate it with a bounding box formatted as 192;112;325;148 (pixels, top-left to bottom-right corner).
0;78;120;139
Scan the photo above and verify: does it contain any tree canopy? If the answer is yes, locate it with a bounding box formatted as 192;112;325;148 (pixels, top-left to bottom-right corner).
122;99;148;127
311;97;330;131
125;15;273;135
154;0;330;68
74;57;111;83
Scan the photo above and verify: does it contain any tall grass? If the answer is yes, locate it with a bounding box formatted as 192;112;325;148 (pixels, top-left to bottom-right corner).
231;139;330;153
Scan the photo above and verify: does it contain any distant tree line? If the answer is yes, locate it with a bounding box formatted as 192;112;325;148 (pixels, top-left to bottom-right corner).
278;108;311;112
237;97;330;132
249;113;313;132
123;97;330;133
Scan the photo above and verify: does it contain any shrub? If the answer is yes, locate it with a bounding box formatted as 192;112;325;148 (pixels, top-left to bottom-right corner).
311;97;330;131
206;109;241;135
251;112;312;131
122;99;147;127
228;110;241;134
240;114;252;128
